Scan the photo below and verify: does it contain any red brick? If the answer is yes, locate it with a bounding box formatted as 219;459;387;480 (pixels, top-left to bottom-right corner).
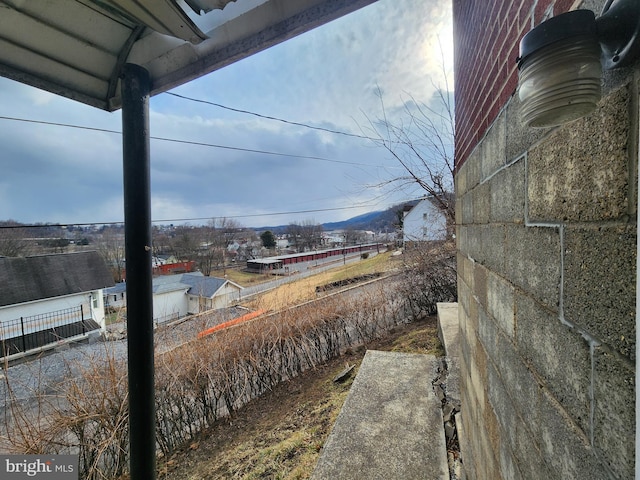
554;0;574;15
454;0;540;169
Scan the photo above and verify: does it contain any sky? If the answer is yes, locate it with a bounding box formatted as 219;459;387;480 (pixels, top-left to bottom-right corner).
0;0;453;229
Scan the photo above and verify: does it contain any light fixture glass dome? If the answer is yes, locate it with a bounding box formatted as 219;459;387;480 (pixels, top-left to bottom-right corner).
518;36;601;127
517;2;640;128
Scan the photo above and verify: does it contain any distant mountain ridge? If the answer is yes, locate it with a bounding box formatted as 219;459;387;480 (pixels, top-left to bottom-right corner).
256;200;419;234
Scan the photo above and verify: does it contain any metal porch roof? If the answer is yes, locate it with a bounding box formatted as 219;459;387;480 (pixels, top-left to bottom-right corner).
0;0;377;111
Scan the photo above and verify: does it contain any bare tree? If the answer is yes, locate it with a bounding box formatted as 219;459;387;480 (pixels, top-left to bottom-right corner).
287;220;323;252
343;226;365;246
167;226;201;265
364;77;455;224
161;219;245;276
96;226;126;282
198;218;242;276
0;221;32;257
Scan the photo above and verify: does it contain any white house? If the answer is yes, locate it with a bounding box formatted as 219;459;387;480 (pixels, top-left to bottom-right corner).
402;197;448;244
0;251;115;357
105;272;243;324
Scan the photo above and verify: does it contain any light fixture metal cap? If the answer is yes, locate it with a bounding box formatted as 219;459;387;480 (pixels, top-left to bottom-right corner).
518;10;597;69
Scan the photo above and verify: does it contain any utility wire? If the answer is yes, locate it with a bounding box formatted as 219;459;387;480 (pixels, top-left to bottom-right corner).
0;203;395;229
0;115;381;167
165;92;376;141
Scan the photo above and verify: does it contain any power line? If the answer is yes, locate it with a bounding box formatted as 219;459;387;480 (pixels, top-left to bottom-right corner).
0;203;392;229
165;92;375;141
0;115;378;167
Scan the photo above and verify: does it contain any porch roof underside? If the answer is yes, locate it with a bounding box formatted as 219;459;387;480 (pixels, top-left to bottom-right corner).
0;0;377;111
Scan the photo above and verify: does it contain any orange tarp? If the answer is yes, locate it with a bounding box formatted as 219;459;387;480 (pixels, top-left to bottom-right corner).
197;309;265;338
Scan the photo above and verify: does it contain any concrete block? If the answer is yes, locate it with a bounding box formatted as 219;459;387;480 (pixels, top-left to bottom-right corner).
478;309;499;367
486;362;519;453
466;147;482;191
461;191;474;225
468;343;487;410
490;158;525;224
593;347;635;480
564;225;636;360
515;292;591;434
537;389;611;479
480;225;506;275
458;224;481;260
487;271;515;338
481;112;506;181
457;225;469;255
468;292;479;339
459;328;472;389
458;253;474;291
505;225;561;310
455;159;468;197
473;262;487;309
493;332;542;435
457;278;471;324
504;94;550;163
473;182;491;224
527;85;631;223
484;366;557;480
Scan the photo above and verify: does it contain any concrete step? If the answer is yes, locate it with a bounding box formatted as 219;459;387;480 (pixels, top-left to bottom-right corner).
311;349;449;480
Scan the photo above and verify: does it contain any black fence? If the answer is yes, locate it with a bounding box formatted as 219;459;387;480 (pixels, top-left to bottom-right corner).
0;305;101;359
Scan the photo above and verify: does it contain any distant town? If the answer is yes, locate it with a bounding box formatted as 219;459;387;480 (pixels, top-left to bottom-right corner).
0;201;418;281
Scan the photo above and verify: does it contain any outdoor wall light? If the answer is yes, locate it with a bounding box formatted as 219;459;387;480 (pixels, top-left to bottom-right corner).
517;0;640;127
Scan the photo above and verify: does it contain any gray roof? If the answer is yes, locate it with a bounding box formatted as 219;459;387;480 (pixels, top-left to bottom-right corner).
179;272;228;298
0;251;115;307
105;272;241;299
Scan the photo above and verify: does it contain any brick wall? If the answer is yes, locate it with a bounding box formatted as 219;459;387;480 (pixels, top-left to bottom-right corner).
453;0;575;168
454;0;636;478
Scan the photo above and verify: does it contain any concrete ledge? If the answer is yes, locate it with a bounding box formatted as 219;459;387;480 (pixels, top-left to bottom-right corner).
311;350;448;480
437;302;465;479
437;302;461;408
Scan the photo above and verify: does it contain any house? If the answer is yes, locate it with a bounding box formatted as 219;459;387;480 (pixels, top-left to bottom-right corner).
402;197;448;244
0;251;115;358
104;272;243;324
454;1;635;478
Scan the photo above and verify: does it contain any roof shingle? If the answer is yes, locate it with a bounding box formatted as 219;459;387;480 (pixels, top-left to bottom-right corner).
0;251;115;307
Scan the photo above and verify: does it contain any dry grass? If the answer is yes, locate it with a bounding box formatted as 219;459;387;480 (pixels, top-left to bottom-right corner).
210;268;273;287
245;251;396;312
159;315;441;479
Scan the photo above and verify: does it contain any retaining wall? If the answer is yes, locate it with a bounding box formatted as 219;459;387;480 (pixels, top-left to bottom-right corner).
454;0;637;478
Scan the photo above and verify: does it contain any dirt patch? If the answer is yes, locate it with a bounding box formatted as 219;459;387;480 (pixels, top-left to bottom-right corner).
156;315;441;479
314;273;382;293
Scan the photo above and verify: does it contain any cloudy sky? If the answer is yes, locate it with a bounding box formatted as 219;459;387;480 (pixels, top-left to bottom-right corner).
0;0;453;229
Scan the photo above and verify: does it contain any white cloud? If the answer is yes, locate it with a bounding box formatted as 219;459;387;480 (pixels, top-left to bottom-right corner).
0;0;452;228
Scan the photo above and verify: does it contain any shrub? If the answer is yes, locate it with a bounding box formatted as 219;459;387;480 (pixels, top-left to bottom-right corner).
398;240;457;317
3;279;410;479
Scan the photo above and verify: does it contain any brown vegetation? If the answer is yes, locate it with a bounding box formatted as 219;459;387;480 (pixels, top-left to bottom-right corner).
159;315;442;479
3;279;410;479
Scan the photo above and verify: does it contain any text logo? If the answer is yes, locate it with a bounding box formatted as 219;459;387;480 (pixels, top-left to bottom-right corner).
0;455;78;479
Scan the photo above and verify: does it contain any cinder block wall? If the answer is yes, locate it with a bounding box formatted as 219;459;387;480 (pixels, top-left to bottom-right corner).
453;1;636;478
